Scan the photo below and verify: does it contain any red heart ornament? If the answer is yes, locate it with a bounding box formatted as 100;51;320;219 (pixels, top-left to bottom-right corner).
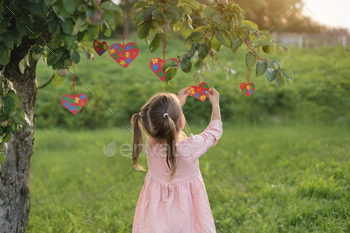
149;57;179;82
93;40;108;56
61;93;88;115
109;42;139;68
240;82;256;97
189;82;209;102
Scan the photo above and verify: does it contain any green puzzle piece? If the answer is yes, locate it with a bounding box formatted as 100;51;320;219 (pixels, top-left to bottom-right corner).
63;96;69;101
76;106;81;111
99;44;103;48
113;54;118;59
119;48;123;52
68;98;74;104
202;84;208;88
132;44;138;49
251;84;255;88
158;71;164;77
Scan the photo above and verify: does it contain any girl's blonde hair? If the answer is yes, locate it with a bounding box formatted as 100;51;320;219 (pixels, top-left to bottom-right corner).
131;92;185;181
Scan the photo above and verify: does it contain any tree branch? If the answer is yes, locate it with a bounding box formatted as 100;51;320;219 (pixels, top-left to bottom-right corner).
0;65;5;103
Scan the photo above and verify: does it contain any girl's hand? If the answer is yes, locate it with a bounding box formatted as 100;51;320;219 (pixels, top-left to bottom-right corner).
208;88;220;106
178;87;190;106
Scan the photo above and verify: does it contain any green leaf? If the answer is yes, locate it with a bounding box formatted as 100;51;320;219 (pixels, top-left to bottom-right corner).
134;9;145;22
72;17;86;36
0;154;5;164
15;14;32;35
101;2;122;12
61;18;74;34
280;67;293;82
180;58;192;73
162;12;174;23
165;68;177;84
3;96;16;115
183;0;199;10
185;31;201;41
64;35;75;49
152;10;163;20
134;1;149;9
214;30;232;48
210;34;221;52
7;91;19;107
275;73;286;90
137;20;151;39
3;130;11;143
166;4;181;21
271;59;281;68
62;0;78;14
13;107;25;125
0;43;10;65
144;6;157;20
256;60;267;76
149;33;161;53
48;14;60;33
162;60;178;72
47;47;64;66
24;52;31;66
231;37;242;50
19;58;27;74
198;43;209;59
88;25;99;39
70;50;80;64
203;6;215;18
245;52;256;67
0;18;11;33
277;44;289;53
38;74;55;89
180;21;193;39
266;68;279;83
51;72;64;87
240;20;258;31
254;38;270;47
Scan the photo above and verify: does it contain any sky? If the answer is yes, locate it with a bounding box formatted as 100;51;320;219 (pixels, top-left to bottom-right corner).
301;0;350;29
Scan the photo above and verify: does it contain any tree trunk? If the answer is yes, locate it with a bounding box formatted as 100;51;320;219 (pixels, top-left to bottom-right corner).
0;39;38;232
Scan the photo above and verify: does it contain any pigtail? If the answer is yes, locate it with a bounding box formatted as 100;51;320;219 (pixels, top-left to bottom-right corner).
131;113;145;171
163;115;178;181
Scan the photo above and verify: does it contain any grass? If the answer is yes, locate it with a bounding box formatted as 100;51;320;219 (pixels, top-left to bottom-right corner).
27;124;350;232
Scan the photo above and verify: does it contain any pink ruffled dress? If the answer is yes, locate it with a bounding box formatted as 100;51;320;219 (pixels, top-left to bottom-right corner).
132;119;223;233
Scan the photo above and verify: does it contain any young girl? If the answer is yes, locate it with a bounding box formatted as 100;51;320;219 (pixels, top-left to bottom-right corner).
131;87;223;233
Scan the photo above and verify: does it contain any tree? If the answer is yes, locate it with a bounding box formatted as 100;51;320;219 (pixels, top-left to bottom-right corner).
0;0;292;231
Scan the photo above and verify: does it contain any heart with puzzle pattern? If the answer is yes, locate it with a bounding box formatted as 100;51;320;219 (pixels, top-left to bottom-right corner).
109;42;139;68
149;57;179;82
61;93;88;114
240;82;256;97
189;82;209;102
93;40;108;56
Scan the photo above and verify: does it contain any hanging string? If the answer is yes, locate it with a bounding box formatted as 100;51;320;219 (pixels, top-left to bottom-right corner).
99;23;102;42
247;47;250;83
193;24;213;58
122;0;125;45
71;64;85;125
72;63;75;97
163;23;166;61
199;59;203;85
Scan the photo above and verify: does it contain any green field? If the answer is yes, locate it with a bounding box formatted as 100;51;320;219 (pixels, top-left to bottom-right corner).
28;37;350;232
27;124;350;232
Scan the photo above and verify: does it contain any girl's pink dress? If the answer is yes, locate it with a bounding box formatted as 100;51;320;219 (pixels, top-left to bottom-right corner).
132;119;223;233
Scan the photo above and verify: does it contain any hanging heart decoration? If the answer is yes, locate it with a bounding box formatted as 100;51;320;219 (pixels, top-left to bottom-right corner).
240;82;256;97
149;57;179;82
189;82;209;102
61;93;88;114
109;42;139;68
93;40;108;56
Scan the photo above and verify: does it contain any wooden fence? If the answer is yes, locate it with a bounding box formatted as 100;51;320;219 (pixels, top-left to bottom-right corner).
271;33;348;48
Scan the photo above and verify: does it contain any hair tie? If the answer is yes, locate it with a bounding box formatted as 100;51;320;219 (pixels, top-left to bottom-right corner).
163;113;169;118
138;112;142;116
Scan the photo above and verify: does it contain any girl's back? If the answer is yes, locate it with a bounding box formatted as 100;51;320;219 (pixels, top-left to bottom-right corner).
131;88;222;233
